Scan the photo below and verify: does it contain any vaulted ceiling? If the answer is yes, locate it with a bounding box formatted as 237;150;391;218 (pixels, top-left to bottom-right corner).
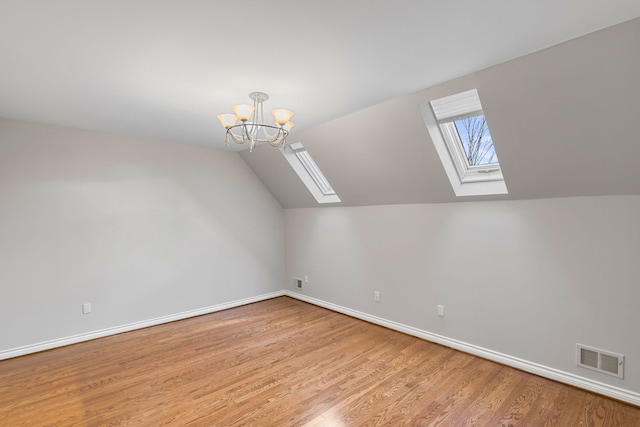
243;17;640;207
1;1;639;208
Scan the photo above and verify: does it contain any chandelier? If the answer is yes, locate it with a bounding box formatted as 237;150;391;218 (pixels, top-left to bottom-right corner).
217;92;294;152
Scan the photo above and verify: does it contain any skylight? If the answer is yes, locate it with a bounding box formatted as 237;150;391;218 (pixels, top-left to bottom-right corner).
280;142;341;204
420;89;507;197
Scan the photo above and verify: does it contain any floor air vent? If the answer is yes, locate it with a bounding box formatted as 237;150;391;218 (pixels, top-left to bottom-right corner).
577;344;624;378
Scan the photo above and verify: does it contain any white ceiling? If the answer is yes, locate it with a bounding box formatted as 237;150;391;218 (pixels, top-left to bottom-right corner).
1;1;640;151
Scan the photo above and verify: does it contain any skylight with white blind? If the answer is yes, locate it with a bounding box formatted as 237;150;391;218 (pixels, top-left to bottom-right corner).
281;142;340;204
420;89;507;197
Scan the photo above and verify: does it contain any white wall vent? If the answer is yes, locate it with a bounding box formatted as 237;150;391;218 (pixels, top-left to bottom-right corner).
294;277;303;289
576;344;624;378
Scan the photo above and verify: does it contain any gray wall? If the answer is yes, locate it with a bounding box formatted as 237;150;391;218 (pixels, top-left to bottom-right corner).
0;118;285;353
285;196;640;395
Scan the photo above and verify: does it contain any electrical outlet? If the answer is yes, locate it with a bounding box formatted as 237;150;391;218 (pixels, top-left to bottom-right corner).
374;291;380;302
304;275;309;284
83;303;92;314
437;305;445;317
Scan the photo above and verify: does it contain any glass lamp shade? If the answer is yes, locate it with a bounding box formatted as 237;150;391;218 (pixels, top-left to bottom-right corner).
282;121;294;132
217;113;237;128
272;109;294;125
232;104;255;121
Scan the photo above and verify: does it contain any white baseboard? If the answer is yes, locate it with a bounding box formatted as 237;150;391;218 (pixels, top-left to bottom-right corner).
0;290;285;361
285;291;640;407
4;289;638;407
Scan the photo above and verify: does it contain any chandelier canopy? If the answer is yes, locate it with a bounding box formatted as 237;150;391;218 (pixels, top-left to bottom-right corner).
217;92;294;152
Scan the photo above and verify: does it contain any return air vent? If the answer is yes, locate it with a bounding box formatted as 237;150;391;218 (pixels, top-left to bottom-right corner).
577;344;624;378
294;277;303;289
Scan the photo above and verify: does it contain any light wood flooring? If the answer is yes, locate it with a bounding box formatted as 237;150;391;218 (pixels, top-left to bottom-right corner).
1;296;638;426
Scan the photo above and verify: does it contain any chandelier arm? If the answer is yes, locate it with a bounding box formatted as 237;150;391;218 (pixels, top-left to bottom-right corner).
227;127;249;145
268;137;285;147
263;124;288;142
261;125;278;141
262;125;280;142
243;121;251;141
250;121;263;144
247;120;259;149
227;123;288;143
248;97;263;137
269;128;285;144
269;128;287;148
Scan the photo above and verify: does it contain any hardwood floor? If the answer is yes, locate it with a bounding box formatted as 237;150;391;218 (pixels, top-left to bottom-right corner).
1;297;638;426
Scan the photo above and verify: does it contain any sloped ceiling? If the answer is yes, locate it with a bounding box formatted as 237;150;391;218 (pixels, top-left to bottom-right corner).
1;2;639;208
243;18;640;208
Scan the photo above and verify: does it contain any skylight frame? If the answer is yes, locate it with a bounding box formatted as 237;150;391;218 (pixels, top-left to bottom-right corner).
420;89;508;197
292;147;336;197
280;142;341;204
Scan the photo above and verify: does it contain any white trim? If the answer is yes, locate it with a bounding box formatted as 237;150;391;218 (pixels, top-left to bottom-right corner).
285;291;640;407
0;290;285;361
4;289;638;407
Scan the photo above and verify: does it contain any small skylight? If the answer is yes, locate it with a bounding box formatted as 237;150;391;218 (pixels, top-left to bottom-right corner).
420;89;508;197
280;142;341;204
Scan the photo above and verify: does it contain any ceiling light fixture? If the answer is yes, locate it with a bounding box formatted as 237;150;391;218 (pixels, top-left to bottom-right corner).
217;92;294;152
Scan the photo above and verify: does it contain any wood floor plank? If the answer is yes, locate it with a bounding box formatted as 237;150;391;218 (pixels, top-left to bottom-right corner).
1;296;638;426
